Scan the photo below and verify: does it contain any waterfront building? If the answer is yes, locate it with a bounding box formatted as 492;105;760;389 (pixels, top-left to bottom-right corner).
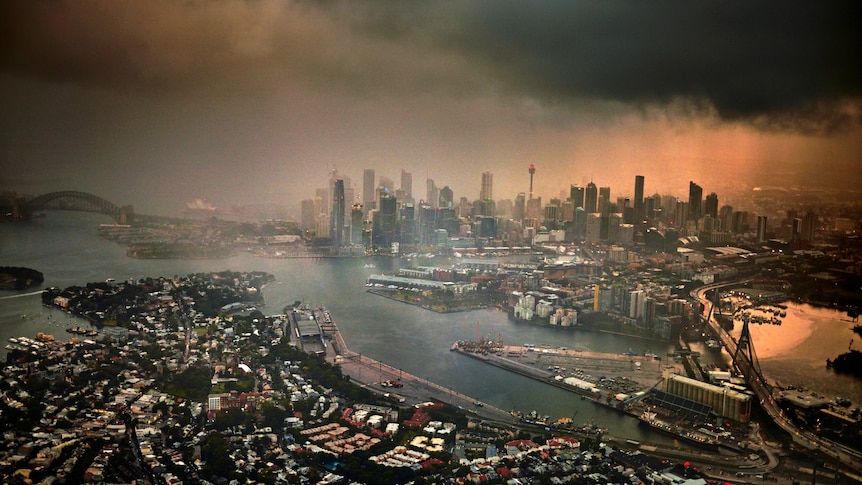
627;290;645;321
663;373;752;423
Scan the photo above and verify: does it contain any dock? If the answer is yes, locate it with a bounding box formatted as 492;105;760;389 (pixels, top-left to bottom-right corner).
450;341;685;413
290;309;515;423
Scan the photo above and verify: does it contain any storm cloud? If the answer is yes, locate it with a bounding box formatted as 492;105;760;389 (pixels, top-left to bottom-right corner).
2;1;860;133
339;1;862;133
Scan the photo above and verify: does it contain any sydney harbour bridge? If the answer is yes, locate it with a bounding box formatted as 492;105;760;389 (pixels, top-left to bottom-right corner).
2;190;134;224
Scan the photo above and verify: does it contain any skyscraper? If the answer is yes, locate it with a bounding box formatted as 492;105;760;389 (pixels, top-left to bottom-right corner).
585;212;602;243
438;186;453;208
704;192;719;219
634;175;644;221
514;193;526;221
480;172;493;201
351;204;364;245
801;211;817;242
756;215;768;243
426;179;438;208
300;199;315;231
374;192;398;249
400;169;412;201
379;176;394;193
316;187;329;217
688;181;703;222
585;182;598;213
363;169;375;213
330;179;345;246
598;186;611;216
569;185;585;208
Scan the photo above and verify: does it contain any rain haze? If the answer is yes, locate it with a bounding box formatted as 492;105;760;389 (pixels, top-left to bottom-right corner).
1;0;861;216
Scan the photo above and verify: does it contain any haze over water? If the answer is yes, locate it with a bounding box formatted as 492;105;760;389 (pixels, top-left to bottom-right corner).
2;213;861;439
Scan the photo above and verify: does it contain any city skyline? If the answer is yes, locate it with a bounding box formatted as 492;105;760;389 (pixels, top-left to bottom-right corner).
1;1;861;216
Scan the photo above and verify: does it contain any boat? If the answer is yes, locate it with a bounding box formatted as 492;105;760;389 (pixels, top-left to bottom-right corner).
66;326;95;336
638;411;718;450
35;332;55;342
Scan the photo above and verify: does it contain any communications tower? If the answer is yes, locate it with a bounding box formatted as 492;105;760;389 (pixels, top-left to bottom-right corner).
528;164;536;200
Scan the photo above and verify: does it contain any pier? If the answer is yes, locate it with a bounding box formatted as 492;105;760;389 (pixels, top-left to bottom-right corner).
450;341;679;408
291;310;515;423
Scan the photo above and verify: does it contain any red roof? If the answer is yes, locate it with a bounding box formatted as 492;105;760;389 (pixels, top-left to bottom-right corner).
422;458;445;469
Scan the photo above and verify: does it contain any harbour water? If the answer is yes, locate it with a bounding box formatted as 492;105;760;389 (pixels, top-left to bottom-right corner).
1;212;860;442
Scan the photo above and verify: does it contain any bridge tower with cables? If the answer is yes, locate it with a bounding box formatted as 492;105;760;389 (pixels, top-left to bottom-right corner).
732;317;762;380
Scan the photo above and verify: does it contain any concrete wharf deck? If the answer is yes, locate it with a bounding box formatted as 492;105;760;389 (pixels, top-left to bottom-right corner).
301;314;516;423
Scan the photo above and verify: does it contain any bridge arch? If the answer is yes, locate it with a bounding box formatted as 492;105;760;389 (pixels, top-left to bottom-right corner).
25;191;131;223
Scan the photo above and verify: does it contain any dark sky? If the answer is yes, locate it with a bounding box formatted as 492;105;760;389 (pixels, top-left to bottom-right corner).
1;0;860;215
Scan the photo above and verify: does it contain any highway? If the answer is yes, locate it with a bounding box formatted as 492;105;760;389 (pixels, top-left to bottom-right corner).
693;281;862;476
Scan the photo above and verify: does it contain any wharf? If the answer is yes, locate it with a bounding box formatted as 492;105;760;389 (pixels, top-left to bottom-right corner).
450;342;683;413
299;312;515;423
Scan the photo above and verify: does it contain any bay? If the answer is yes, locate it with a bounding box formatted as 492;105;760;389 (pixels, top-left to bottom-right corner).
1;212;859;444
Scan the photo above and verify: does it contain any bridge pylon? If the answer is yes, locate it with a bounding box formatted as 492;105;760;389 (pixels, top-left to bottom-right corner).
732;318;762;379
